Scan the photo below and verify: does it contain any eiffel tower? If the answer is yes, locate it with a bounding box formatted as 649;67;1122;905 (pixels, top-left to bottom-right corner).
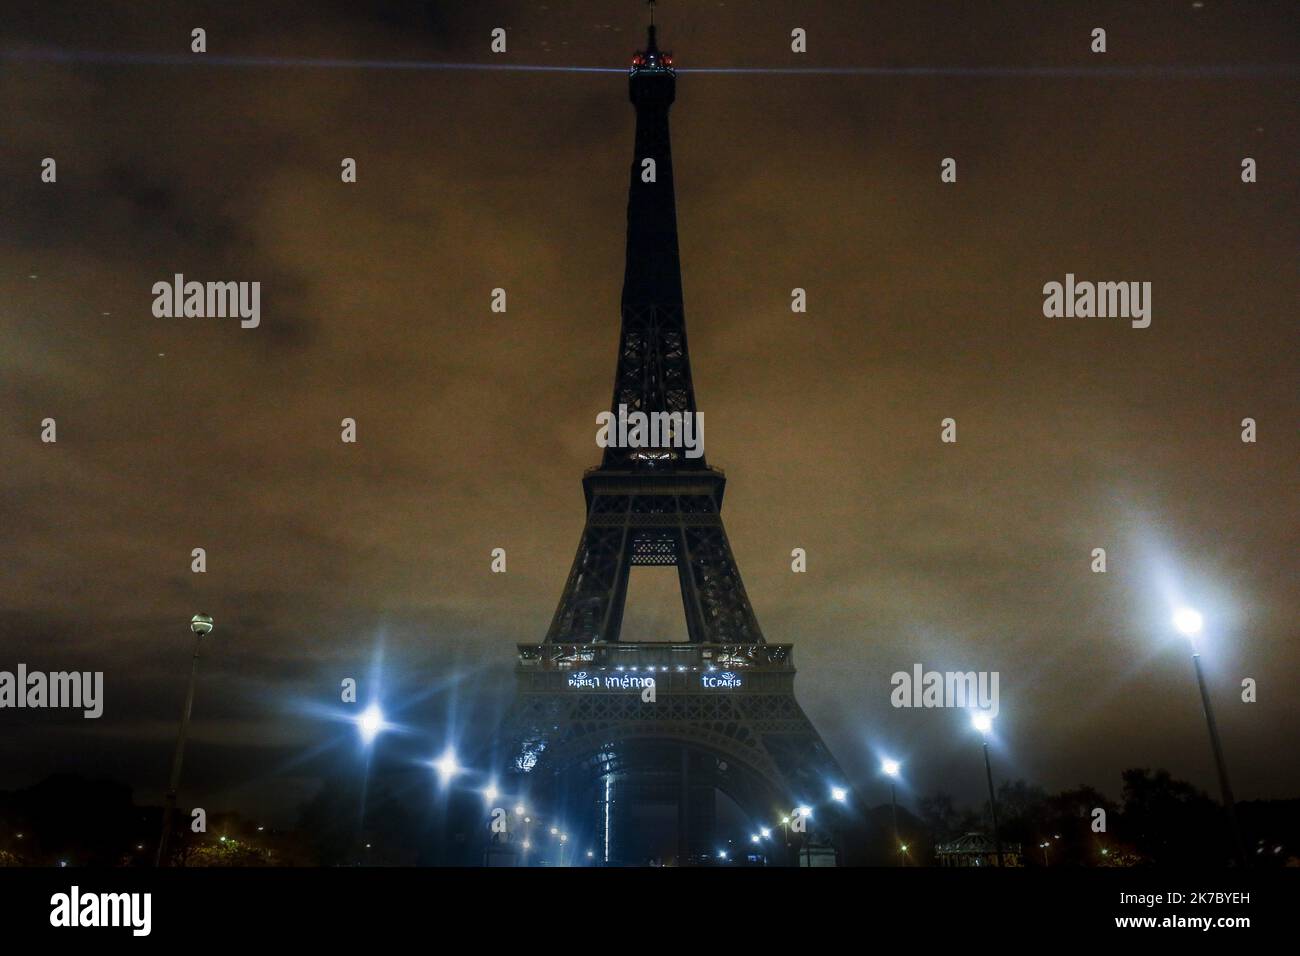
503;13;850;867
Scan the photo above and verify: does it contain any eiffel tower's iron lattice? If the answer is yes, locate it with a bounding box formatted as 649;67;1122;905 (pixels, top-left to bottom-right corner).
500;20;854;867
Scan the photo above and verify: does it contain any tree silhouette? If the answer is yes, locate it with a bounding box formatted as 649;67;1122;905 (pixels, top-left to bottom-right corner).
1117;768;1228;866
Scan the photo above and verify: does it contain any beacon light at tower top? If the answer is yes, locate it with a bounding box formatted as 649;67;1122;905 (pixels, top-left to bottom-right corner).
631;51;674;71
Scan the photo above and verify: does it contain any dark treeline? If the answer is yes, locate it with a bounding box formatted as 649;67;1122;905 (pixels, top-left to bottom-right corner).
891;769;1299;868
1;769;1296;867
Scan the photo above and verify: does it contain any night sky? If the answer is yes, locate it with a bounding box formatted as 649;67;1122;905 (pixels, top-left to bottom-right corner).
1;1;1297;823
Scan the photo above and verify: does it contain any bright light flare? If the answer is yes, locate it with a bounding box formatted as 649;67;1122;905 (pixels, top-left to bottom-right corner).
831;786;848;803
1173;606;1204;637
432;747;461;784
881;758;901;778
971;711;994;734
356;703;386;745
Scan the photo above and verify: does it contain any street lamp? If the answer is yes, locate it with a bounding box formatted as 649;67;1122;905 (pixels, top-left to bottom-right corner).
881;758;904;867
156;613;214;867
432;747;461;786
970;711;1004;867
1173;606;1203;638
794;807;813;867
1173;607;1246;866
356;702;386;745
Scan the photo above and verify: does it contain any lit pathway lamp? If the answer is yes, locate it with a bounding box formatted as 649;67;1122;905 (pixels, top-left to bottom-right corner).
356;702;386;745
432;747;461;787
828;785;848;864
881;759;904;866
1174;608;1247;867
795;806;813;867
479;785;500;866
156;613;213;867
971;711;1004;867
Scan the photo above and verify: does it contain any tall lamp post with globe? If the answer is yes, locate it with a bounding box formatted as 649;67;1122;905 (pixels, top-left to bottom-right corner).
155;613;214;867
881;759;905;866
971;711;1004;867
1173;607;1247;867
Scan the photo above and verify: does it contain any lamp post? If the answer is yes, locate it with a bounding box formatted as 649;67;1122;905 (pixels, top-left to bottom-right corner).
795;806;813;867
479;785;501;866
971;711;1004;867
1174;608;1247;867
882;759;904;866
828;786;848;866
431;745;461;787
156;613;213;867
